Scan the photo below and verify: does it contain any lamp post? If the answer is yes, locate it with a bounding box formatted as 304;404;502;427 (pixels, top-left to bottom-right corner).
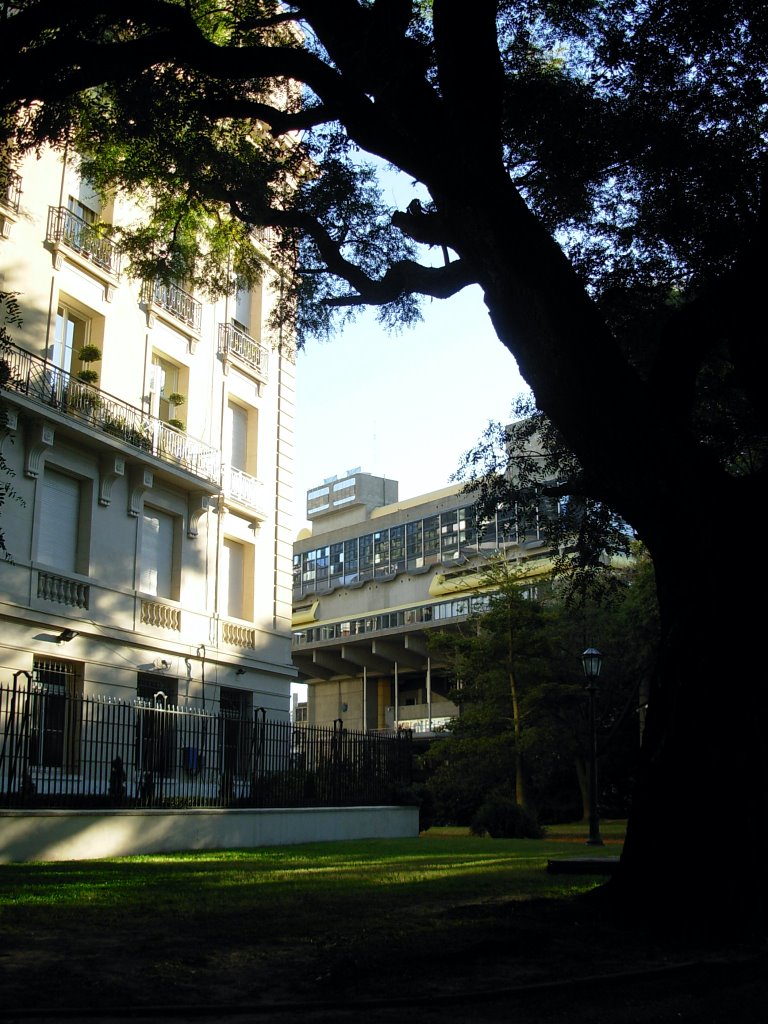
581;647;604;847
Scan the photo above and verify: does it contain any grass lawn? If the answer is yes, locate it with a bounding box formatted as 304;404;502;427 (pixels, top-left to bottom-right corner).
0;821;765;1022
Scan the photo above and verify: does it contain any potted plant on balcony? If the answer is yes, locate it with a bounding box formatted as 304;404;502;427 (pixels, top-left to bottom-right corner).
165;392;186;433
76;343;102;383
70;343;102;416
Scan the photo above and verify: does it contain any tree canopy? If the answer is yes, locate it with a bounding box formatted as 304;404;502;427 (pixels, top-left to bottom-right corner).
425;551;657;828
2;0;767;928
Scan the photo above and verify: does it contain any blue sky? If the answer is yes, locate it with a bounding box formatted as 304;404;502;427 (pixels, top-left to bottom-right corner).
292;161;530;525
293;284;529;527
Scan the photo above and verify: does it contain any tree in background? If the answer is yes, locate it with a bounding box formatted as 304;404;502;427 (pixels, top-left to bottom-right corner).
426;560;552;826
426;548;658;827
1;1;766;927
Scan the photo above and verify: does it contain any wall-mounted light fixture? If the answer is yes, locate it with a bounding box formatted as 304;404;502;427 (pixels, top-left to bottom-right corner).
57;629;79;644
153;657;170;671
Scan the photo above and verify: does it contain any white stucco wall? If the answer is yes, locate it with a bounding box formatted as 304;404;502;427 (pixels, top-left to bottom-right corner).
0;806;419;862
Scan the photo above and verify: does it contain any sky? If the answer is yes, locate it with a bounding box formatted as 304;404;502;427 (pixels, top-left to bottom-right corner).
291;161;531;528
289;166;530;701
292;285;529;530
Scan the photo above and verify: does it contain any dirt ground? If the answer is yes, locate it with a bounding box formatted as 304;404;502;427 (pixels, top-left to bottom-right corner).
2;894;767;1023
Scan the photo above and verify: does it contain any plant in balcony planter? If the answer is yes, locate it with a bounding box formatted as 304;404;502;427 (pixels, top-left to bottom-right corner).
76;368;99;385
77;343;102;386
78;343;102;363
167;391;185;407
167;417;185;430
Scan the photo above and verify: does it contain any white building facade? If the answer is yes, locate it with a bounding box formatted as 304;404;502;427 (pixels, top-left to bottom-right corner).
0;146;296;721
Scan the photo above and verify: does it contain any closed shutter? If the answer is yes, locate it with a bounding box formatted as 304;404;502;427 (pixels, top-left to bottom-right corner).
221;538;244;619
228;401;248;472
38;470;79;572
140;508;174;597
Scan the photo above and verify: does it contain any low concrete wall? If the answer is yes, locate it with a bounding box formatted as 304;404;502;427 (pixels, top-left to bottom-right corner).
0;805;420;862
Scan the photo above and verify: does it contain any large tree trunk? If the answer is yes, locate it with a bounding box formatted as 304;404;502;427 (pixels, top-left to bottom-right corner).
607;528;768;930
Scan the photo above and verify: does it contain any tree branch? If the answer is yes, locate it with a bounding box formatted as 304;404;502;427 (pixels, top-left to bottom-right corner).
324;260;475;307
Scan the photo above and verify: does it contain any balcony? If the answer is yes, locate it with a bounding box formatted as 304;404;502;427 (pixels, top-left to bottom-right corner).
144;279;202;333
218;323;269;382
37;571;90;610
1;343;220;485
1;166;21;215
223;465;268;519
46;206;121;276
140;599;181;632
222;621;256;648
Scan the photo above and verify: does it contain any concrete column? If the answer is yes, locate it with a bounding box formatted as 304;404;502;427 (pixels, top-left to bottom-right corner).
426;656;432;732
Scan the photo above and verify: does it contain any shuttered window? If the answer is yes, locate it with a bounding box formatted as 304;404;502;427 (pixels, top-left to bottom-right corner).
38;469;80;572
140;508;174;597
221;538;245;619
227;401;249;472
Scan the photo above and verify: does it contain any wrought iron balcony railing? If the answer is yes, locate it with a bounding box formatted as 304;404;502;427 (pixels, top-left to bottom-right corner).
218;323;269;380
46;206;121;275
1;343;220;484
0;166;21;214
145;279;202;332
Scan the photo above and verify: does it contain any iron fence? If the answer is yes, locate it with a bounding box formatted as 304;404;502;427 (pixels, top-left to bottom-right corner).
0;679;413;810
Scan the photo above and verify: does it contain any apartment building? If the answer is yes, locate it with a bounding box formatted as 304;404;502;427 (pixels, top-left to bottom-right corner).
0;146;296;720
292;472;554;732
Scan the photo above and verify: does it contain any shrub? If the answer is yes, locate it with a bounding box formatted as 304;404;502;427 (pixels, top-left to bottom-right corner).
77;343;102;363
470;790;543;839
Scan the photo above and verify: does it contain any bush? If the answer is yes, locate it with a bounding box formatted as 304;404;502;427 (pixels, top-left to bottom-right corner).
470;790;543;839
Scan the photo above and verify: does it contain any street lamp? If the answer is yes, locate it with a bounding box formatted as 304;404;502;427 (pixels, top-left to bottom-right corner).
581;647;604;847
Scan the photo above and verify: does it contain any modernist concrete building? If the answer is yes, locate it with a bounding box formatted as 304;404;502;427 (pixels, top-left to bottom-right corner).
0;146;296;720
292;472;554;732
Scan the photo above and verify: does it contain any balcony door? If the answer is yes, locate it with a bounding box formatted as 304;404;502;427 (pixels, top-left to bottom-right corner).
150;354;180;424
53;305;88;375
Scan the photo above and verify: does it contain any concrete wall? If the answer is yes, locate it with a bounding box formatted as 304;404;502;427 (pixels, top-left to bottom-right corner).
0;806;420;862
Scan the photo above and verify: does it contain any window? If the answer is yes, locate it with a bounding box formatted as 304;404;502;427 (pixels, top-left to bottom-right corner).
343;538;358;580
53;305;89;374
234;281;252;335
30;657;83;770
423;516;440;560
221;538;253;620
406;521;423;568
219;687;253;778
150;353;186;425
140;508;177;598
67;194;98;225
227;400;257;476
38;468;82;573
359;533;373;573
390;526;405;570
136;674;178;775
